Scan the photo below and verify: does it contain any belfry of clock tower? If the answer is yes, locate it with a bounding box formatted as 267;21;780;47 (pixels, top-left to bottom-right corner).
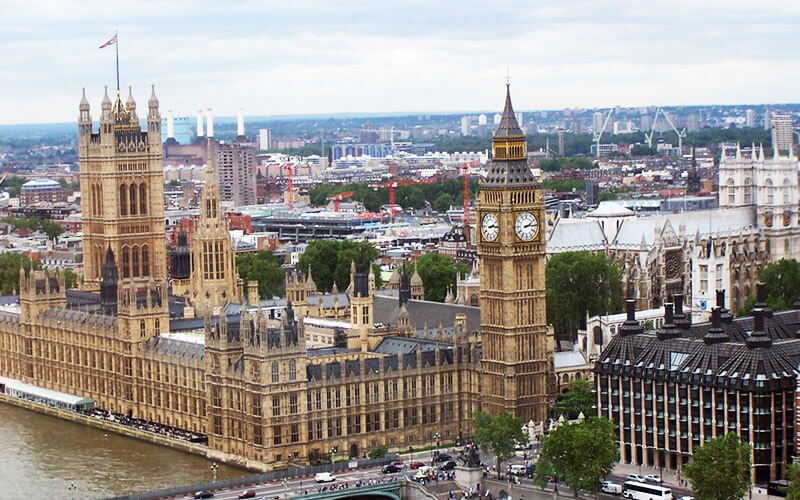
477;83;553;423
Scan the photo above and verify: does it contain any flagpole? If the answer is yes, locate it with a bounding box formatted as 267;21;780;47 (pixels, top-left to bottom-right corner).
115;30;120;92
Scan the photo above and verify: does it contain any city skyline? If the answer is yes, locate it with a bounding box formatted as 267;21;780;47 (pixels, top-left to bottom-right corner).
3;0;800;125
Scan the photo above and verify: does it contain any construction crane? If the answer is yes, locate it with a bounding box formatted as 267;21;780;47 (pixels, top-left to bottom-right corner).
327;191;354;212
369;178;437;220
593;108;615;158
645;107;687;152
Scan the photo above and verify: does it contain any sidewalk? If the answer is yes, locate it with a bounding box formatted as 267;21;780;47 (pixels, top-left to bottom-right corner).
612;462;690;489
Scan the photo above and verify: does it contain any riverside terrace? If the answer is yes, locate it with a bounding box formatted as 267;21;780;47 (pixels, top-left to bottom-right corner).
595;288;800;484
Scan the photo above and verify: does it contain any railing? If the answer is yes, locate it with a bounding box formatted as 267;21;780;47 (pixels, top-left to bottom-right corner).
108;455;398;500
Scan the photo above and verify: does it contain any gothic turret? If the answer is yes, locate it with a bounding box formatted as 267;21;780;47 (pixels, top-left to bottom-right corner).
126;86;137;121
170;229;191;280
100;246;119;316
398;263;411;307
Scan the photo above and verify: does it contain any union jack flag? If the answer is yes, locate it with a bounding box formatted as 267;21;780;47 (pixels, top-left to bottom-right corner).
99;34;117;49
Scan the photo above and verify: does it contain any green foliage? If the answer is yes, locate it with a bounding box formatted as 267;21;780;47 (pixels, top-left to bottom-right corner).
546;251;623;342
599;191;618;202
549;379;596;420
413;252;468;302
368;445;388;459
540;417;619;495
537;157;594;172
2;176;27;197
434;193;454;213
298;240;379;293
533;459;556;489
0;253;40;295
783;462;800;499
235;251;286;299
270;143;325;157
630;144;659;156
372;264;384;289
641;319;654;331
736;259;800;316
307;178;478;213
540;179;585;193
3;217;63;239
63;268;78;289
473;411;528;477
683;433;751;500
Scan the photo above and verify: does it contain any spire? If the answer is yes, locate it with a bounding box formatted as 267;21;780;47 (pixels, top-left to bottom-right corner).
751;142;757;161
102;85;112;108
494;83;524;139
79;87;90;111
126;85;136;111
148;83;158;108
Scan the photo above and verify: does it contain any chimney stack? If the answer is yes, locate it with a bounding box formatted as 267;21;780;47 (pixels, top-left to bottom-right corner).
206;108;214;138
167;110;175;139
196;110;204;138
237;107;245;137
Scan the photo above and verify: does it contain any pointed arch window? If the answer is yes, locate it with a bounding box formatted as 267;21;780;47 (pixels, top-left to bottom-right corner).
131;246;140;277
765;178;774;205
289;361;297;381
141;245;150;277
122;246;130;278
271;362;279;383
119;184;128;216
129;184;138;215
783;178;791;204
139;183;147;215
744;178;753;204
726;178;735;205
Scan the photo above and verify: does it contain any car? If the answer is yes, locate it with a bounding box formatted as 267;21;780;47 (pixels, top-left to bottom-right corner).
509;464;527;476
440;460;457;471
194;492;214;499
678;496;694;500
600;481;623;495
409;461;425;469
433;453;452;463
238;491;256;499
391;461;405;468
644;474;662;483
382;464;402;474
626;474;647;483
314;472;336;483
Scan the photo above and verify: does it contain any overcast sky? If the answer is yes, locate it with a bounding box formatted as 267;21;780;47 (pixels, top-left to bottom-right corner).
2;0;800;125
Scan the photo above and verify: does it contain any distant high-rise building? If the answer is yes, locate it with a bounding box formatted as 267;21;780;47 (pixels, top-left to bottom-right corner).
771;114;793;152
493;113;502;125
460;115;471;136
640;114;651;133
746;109;756;128
258;128;272;151
571;119;582;134
216;141;256;207
585;179;599;206
515;112;524;126
764;110;772;131
593;112;605;134
686;114;699;132
478;114;487;126
557;128;566;156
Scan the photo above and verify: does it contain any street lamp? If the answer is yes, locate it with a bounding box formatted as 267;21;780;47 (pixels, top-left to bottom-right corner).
432;432;441;462
67;483;77;500
211;461;219;483
329;446;338;465
282;479;289;500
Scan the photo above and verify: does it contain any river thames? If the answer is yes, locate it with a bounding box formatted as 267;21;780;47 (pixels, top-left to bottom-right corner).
0;403;248;499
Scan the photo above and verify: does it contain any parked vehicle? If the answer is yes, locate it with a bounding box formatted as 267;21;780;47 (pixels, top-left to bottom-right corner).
644;474;662;483
509;464;527;476
626;474;647;483
601;481;623;495
314;472;336;483
440;460;457;471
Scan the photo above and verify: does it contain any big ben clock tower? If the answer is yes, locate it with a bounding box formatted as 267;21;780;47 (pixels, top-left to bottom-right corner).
477;83;552;423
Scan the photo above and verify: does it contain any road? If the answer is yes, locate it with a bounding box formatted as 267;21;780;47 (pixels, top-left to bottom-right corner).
188;466;410;500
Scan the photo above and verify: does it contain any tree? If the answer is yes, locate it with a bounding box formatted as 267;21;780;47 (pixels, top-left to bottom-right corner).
63;268;78;289
40;219;63;240
736;259;800;316
434;192;454;213
546;251;623;346
368;445;388;459
298;240;379;293
549;379;595;420
413;252;469;303
235;251;286;299
683;433;751;500
533;459;556;489
783;462;800;500
540;417;619;495
473;411;528;478
0;253;39;295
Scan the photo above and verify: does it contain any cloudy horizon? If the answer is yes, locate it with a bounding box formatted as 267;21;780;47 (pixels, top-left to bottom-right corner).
2;0;800;125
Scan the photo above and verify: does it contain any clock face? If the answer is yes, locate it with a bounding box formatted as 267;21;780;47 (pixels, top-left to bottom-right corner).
515;212;538;241
481;213;499;241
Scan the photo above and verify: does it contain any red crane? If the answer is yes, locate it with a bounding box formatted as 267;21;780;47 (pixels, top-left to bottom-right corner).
327;191;354;212
369;178;437;220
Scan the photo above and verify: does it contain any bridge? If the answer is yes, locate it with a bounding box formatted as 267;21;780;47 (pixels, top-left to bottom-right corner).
298;482;403;500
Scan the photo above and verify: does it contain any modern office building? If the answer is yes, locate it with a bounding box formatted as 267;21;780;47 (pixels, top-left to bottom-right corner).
771;113;794;152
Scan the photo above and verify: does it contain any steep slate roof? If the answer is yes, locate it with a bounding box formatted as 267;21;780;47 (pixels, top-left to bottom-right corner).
143;335;204;361
548;219;608;251
373;294;481;332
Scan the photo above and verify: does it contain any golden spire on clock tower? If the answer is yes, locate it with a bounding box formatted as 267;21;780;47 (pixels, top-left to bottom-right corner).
477;82;553;424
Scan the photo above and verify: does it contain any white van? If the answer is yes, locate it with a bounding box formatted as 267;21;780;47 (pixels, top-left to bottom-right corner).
509;464;527;476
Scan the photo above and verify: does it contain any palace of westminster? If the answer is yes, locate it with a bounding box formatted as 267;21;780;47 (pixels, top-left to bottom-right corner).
0;82;553;469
